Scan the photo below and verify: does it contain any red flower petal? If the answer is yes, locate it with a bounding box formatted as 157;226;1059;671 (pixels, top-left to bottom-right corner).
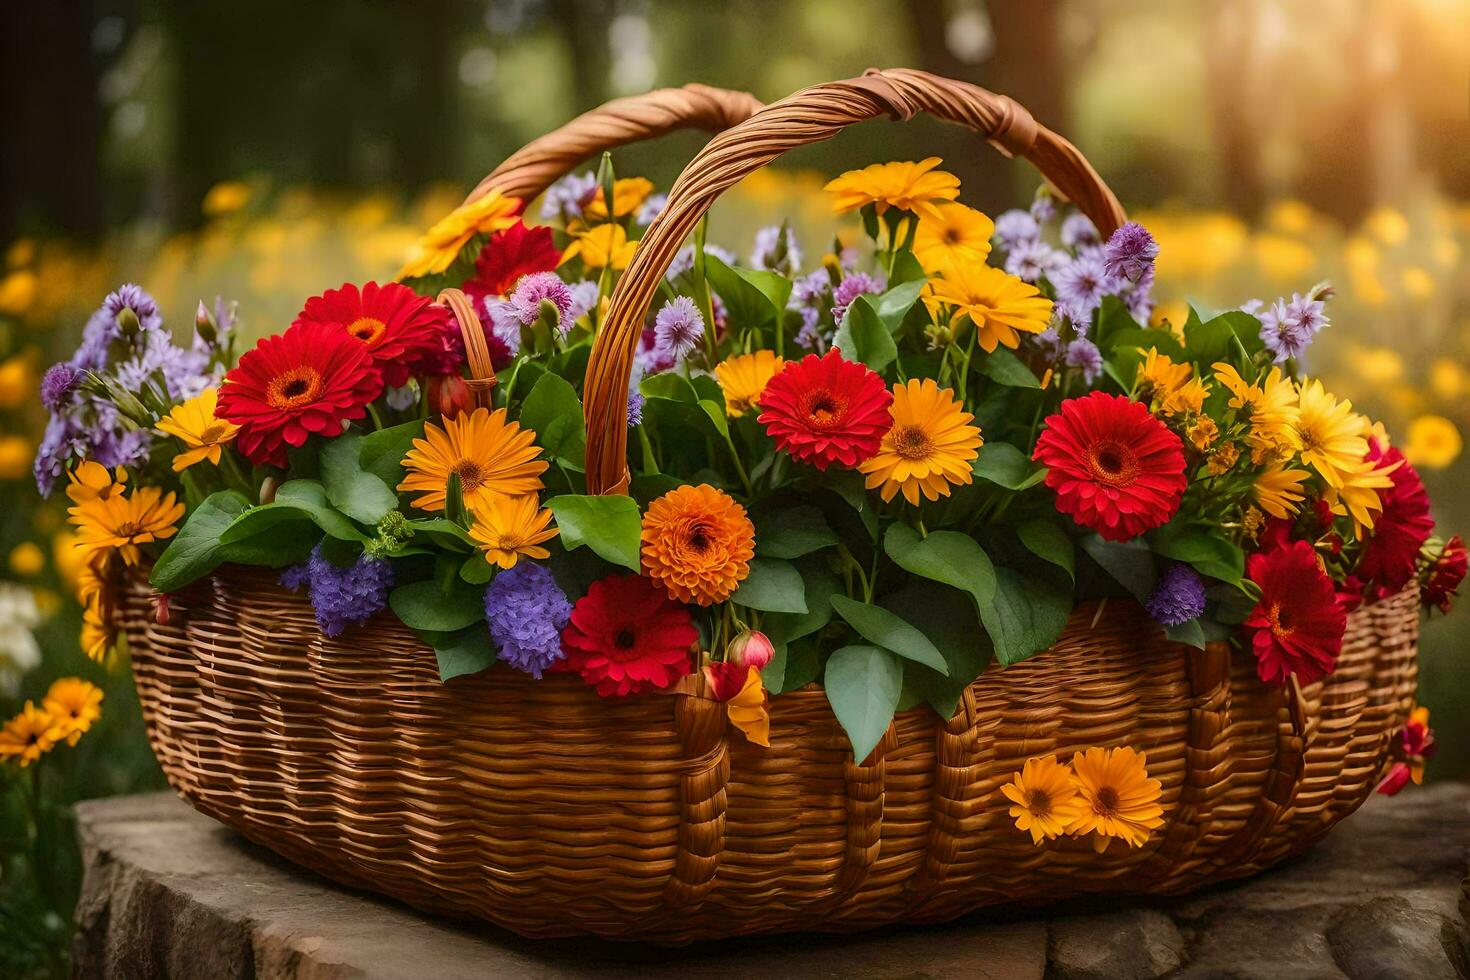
1241;539;1347;686
757;349;892;470
559;574;697;697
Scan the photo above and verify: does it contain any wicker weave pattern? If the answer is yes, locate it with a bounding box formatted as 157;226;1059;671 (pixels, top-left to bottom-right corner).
121;571;1418;941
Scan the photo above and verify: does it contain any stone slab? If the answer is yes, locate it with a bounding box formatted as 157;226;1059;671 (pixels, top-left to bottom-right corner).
72;784;1470;979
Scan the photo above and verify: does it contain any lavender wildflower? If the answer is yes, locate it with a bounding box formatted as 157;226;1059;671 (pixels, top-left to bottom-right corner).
483;298;522;358
1004;239;1062;283
635;327;677;376
385;383;419;412
626;388;645;427
654;296;705;360
831;272;885;323
1031;325;1063;359
1122;266;1156;324
540;172;598;221
665;244;737;281
1257;290;1330;364
278;562;312;591
484;563;571;678
40;363;85;412
1064;338;1104;383
994;209;1039;250
290;545;395;638
750;225;802;275
1050;251;1116;323
507;271;574;330
1030;193;1057;224
1060;212;1101;249
32;416;82;496
1239;298;1265;316
636;193;667;225
1102;221;1159;283
1145;564;1207;627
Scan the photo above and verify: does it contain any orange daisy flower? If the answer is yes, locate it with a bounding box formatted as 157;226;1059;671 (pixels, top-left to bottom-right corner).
641;484;755;606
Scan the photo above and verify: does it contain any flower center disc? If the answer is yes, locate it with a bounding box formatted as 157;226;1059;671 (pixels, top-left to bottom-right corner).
266;366;324;410
1094;786;1121;818
199;423;228;443
1027;788;1051;814
1087;441;1140;487
801;389;848;430
453;460;485;492
347;317;388;346
1266;600;1295;638
115;521;140;538
892;425;935;462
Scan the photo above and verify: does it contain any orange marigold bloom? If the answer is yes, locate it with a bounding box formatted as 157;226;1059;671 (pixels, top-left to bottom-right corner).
641;484;755;606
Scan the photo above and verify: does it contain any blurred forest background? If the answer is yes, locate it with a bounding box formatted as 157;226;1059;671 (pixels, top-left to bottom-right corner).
0;1;1466;972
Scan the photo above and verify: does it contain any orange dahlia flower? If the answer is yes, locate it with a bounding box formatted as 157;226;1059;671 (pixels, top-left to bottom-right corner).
640;484;755;606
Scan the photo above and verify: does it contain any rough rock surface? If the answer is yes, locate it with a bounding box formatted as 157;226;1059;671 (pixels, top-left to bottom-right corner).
73;784;1470;979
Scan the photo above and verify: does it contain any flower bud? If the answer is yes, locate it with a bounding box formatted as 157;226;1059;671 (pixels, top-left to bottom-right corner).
726;629;774;671
116;306;141;339
195;299;218;345
427;374;472;420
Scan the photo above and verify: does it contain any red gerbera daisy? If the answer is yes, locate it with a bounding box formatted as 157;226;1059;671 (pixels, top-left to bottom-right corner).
294;281;449;388
1424;534;1466;614
1356;443;1433;597
217;321;382;467
560;574;698;697
461;221;561;306
1242;539;1347;686
757;349;892;470
1032;392;1187;542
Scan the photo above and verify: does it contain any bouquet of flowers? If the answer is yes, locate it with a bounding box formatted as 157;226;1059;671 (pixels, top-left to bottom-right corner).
33;155;1463;845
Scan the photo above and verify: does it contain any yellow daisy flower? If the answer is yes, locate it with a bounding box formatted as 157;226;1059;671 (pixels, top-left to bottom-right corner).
858;379;983;505
1253;465;1311;519
81;596;114;663
397;189;522;279
69;486;185;568
923;265;1052;353
1212;362;1301;462
1295;380;1371;489
714;350;784;418
913;202;994;273
469;493;558;570
1137;349;1192;401
562;223;638;271
398;407;548;513
0;702;65;767
155;388;241;472
42;677;103;747
1066;745;1165;853
581;177;654;222
824;157;960;222
1162;377;1211;417
64;460;127;506
1325;458;1397;537
1403;414;1462;470
1000;755;1084;845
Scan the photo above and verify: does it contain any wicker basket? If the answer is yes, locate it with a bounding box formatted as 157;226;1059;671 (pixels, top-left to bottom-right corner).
121;70;1422;943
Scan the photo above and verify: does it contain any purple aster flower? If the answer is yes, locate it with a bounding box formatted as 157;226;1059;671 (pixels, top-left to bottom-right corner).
103;283;163;332
1122;266;1156;324
831;272;885;323
1285;292;1329;335
507;271;574;330
637;193;667;225
483;298;522;358
1004;239;1062;283
1257;296;1321;363
567;280;600;321
1145;564;1206;627
285;544;395;638
540;172;597;220
1102;221;1159;283
1030;326;1063;359
750;225;801;275
665;244;737;281
1239;298;1265;316
994;209;1039;250
626;387;645;427
484;563;571;678
88;422;151;471
795;317;827;353
635;327;677;376
1030;194;1057;224
1064;338;1103;383
33;415;82;496
40;363;85;412
71;284;165;372
1050;252;1117;323
278;562;312;591
654;296;705;359
1060;212;1101;248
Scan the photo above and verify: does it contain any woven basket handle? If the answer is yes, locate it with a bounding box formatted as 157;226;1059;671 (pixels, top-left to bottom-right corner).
583;68;1127;495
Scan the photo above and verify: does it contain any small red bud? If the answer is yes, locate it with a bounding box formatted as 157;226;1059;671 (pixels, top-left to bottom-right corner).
726;629;774;671
427;374;473;420
155;593;171;626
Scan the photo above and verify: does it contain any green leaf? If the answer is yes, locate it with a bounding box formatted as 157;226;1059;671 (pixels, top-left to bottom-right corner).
150;491;316;593
217;502;310;546
972;442;1045;490
274;480;369;541
823;644;902;762
705;255;784;329
1183;314;1237;364
755;506;839;559
973;347;1041;388
1153;526;1245;583
1016;519;1075;581
731;558;808;614
763;565;839;647
829;594;948;674
1080;534;1157;601
443;471;466;526
883;582;992;719
1164;618;1207;650
831;295;897;373
546;494;641;571
883;523;997;610
321;434;398;525
1104;327;1185;362
406;517;476;552
414;625;497;681
359;419;425;488
980;567;1072;667
640;372;698;403
887;249;928;285
459;554;493;585
873;278;926;332
761;635;821;696
697;399;730;439
390;579;486;633
519;372;586;466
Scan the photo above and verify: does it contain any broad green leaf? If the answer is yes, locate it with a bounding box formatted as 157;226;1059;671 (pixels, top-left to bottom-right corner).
1080;534;1156;601
755;506;839;559
274;479;369;541
321;434;398;525
887;249;928;285
972;442;1045;490
359;419;425;488
829;595;948;674
150;491;316;593
1183;314;1237;364
1105;327;1185;362
546;494;642;571
884;582;992;720
640;372;698;403
705;255;784;329
406;517;476;552
823;644;902;762
980;567;1072;667
459;554;493;585
1153;526;1245;584
390;579;486;632
1164;617;1207;650
763;636;821;695
883;523;997;609
731;558;807;614
518;372;586;465
1016;519;1075;581
831;295;897;373
973;347;1041;388
873;278;926;331
218;502;312;546
414;625;497;681
697;399;730;438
